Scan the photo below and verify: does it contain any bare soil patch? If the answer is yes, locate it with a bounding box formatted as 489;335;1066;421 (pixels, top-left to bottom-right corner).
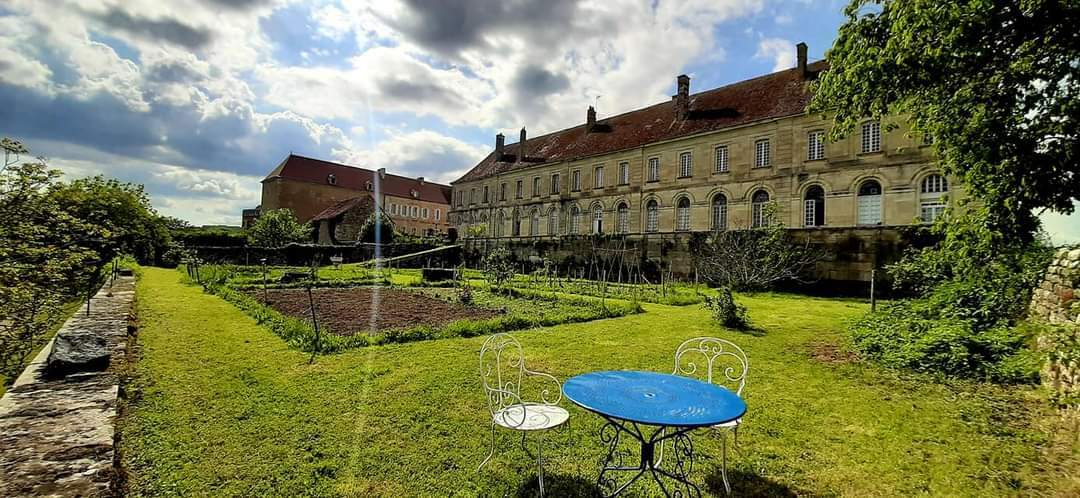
806;340;858;365
252;287;500;336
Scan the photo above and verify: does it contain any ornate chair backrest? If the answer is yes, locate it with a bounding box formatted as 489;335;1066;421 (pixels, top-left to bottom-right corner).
673;337;748;396
479;333;527;418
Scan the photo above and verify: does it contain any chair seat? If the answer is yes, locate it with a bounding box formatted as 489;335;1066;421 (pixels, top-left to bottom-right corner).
493;404;569;431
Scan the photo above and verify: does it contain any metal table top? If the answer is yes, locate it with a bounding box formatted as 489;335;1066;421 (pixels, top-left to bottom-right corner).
563;370;745;427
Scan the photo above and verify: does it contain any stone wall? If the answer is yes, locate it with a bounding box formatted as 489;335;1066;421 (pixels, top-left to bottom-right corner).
0;274;136;497
1029;246;1080;399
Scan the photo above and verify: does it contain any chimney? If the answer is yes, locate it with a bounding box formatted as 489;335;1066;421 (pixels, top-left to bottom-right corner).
417;177;425;185
797;42;808;78
377;167;386;179
518;127;527;162
674;74;690;120
586;106;597;132
495;133;505;158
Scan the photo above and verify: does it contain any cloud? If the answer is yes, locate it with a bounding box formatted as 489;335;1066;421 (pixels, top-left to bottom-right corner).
92;7;213;49
338;130;488;184
512;65;571;98
755;37;796;72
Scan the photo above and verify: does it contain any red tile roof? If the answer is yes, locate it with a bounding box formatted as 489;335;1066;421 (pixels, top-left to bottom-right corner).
454;61;827;184
309;195;376;222
263;154;452;205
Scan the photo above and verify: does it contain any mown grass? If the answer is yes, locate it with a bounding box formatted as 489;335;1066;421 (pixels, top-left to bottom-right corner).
121;267;1072;497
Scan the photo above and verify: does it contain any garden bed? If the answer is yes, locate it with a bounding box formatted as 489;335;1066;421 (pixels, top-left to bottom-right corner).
250;287;500;335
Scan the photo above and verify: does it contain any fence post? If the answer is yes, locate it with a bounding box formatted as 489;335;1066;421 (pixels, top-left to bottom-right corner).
870;268;877;312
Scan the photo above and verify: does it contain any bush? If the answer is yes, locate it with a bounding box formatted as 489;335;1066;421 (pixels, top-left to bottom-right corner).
482;246;515;289
702;287;751;330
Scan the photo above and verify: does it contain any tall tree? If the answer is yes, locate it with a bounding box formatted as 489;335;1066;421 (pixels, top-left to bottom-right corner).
247;209;311;247
811;0;1080;241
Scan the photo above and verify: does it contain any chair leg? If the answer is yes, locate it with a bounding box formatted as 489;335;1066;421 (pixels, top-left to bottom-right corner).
720;430;731;495
521;431;529;455
478;421;496;472
537;430;546;497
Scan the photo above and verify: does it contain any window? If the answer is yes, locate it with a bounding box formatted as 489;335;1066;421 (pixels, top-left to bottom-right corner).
808;130;825;161
516;180;523;198
592;204;604;234
548;208;560;235
413;206;420;218
327;174;337;185
616;203;630;233
533;177;541;197
804;186;825;227
754;139;771;168
714;145;729;173
594;166;604;189
857;180;883;225
512;211;521;236
679;152;692;178
861;121;881;153
751;190;770;228
483;185;489;203
422;207;429;219
569;206;581;234
920;174;949;223
645;200;659;233
530;210;540;236
571;170;581;191
551;173;561;194
676;197;691;231
435;209;441;221
500;183;507;201
647;157;660;182
494;212;504;237
391;203;398;215
618;161;630;185
456;191;463;206
711;195;727;230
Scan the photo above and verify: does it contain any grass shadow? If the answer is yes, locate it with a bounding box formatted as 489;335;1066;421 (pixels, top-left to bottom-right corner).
705;469;797;497
514;472;604;498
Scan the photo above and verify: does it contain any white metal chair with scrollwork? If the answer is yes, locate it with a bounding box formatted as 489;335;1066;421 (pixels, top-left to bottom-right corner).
477;333;569;496
664;337;748;494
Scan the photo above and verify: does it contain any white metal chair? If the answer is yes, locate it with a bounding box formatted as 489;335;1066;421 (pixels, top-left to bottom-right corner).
670;337;749;494
478;333;569;496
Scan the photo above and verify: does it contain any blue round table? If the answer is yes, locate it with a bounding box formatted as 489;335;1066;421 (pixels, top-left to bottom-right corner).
563;371;746;497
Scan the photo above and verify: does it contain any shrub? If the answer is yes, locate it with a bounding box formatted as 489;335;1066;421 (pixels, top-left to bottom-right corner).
702;287;751;330
481;246;515;289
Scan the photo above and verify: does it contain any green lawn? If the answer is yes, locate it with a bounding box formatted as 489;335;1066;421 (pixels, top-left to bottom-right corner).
120;267;1068;497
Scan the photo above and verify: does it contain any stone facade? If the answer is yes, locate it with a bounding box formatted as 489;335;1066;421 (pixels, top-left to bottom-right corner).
449;46;954;283
1029;247;1080;399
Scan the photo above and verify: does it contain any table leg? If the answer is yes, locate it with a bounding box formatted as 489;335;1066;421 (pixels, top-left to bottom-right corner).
595;417;702;498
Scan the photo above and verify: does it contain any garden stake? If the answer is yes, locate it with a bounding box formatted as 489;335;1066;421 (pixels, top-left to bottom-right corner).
307;284;321;365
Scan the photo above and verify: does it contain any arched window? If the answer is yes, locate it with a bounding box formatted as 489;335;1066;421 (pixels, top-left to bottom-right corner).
645;200;659;233
804;185;825;227
592;204;604;234
616;203;630;233
512;210;522;236
751;190;770;228
569;205;581;235
548;208;560;236
711;194;727;231
920;174;948;223
530;210;540;236
675;197;691;231
857;180;883;225
494;212;504;238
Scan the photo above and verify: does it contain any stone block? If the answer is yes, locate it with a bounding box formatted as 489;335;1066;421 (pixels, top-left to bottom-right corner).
46;332;109;376
1069;248;1080;260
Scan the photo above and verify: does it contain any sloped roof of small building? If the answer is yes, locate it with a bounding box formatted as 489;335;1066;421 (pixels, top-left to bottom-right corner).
309;196;376;222
454;60;827;184
263;154;452;205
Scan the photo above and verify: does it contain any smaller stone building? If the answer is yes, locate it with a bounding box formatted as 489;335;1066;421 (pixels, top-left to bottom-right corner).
1028;246;1080;400
310;196;380;245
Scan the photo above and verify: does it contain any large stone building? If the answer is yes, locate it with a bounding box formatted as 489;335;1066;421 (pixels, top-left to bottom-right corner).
259;154;452;238
449;43;956;283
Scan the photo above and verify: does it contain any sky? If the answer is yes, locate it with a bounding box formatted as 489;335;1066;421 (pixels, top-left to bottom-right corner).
0;0;1076;243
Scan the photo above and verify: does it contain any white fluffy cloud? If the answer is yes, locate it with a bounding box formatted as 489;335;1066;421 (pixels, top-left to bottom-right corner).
755;37;796;72
338;130;488;184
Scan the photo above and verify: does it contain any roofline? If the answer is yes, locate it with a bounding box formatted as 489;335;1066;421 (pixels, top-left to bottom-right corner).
268;152;452;189
451;62;827;185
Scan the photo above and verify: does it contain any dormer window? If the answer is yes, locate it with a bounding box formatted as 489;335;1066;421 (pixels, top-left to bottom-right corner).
328;174;337;185
364;180;372;191
411;189;419;198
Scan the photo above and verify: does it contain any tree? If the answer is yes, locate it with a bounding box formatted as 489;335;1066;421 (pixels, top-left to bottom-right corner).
247;209;311;247
481;246;516;290
359;211;395;243
693;203;823;291
810;0;1080;241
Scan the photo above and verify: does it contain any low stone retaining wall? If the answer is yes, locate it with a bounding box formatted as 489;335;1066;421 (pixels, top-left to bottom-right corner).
1029;246;1080;400
0;275;136;497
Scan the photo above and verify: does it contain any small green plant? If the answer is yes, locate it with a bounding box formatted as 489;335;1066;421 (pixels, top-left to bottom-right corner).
458;285;473;305
702;287;750;330
481;246;515;290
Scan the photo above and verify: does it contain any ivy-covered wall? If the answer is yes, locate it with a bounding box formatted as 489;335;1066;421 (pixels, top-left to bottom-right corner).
1029;246;1080;401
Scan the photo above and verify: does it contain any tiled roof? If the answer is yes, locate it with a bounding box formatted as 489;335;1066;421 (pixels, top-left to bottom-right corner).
263;154;452;205
454;61;827;184
309;195;375;222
